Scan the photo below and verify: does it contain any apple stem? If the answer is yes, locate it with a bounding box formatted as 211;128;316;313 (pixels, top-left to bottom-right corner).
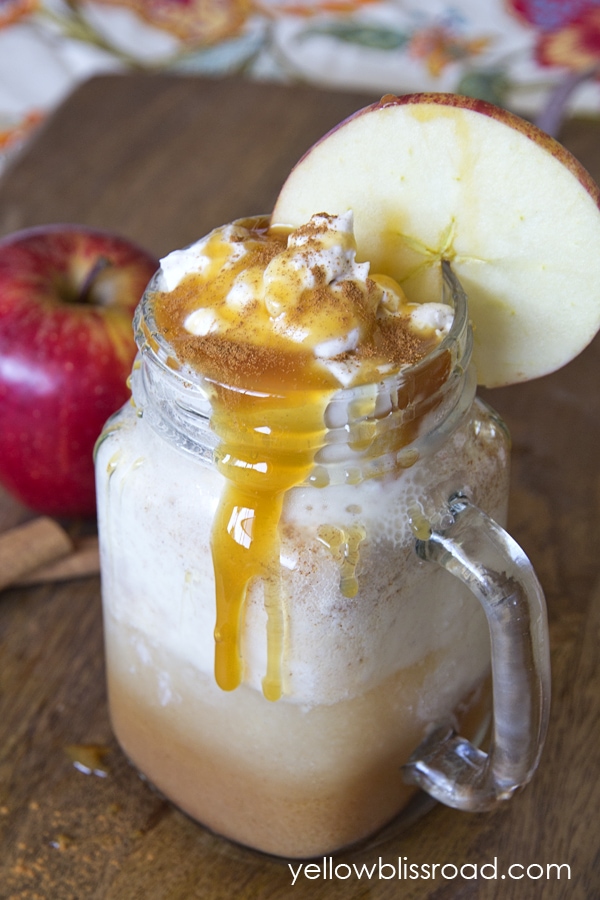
78;257;112;305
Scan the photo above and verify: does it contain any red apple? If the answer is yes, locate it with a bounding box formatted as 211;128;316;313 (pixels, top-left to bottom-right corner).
0;224;158;517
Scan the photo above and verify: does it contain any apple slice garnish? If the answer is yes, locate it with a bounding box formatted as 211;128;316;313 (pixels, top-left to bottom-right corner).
272;93;600;387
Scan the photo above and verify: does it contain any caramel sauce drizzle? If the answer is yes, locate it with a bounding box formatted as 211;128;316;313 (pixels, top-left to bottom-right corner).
209;385;329;700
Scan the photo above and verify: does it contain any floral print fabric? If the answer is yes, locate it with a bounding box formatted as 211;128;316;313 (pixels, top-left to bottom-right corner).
1;0;600;172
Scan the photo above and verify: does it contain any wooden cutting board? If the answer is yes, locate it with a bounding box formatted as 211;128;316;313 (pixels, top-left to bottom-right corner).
0;74;599;899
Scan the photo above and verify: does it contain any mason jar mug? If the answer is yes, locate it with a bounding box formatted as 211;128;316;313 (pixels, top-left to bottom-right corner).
95;260;550;859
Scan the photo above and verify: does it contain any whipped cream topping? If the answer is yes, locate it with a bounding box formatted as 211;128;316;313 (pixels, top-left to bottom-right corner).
159;223;249;293
155;212;453;389
408;301;454;338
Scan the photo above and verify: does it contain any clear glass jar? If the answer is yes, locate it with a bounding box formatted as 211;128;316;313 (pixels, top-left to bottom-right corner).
95;258;549;859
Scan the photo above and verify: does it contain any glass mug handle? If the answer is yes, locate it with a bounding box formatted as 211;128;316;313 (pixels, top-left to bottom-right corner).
403;493;551;811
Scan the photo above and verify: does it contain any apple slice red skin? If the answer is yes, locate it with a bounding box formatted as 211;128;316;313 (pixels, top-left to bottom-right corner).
0;224;158;518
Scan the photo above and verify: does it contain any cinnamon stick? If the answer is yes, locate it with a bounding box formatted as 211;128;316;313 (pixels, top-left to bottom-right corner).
15;535;100;586
0;517;74;592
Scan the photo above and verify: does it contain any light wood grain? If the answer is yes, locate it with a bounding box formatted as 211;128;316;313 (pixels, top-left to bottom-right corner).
0;74;598;899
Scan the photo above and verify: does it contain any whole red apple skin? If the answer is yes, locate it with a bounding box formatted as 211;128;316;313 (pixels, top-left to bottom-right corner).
0;225;158;517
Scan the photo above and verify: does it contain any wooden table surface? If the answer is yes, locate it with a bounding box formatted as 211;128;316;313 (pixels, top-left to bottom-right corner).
0;74;599;900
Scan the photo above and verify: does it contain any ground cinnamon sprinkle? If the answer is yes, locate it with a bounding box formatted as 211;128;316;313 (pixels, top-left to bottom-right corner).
289;215;332;241
311;265;327;285
329;316;432;371
151;215;444;391
248;241;285;269
183;335;300;383
368;314;434;367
